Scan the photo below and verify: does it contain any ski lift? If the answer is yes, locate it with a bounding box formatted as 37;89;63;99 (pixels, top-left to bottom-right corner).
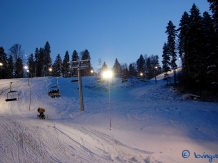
48;77;60;98
5;82;19;102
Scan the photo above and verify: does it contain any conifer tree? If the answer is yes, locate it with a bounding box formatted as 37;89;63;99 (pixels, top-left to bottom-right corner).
162;43;171;73
71;50;79;76
121;63;128;77
62;51;70;77
202;11;218;86
145;57;152;79
136;54;145;75
128;63;136;77
34;48;39;77
28;53;35;77
166;20;177;84
81;49;92;76
0;47;8;79
43;41;52;76
112;58;122;77
162;43;171;84
208;0;218;34
99;62;108;76
7;55;14;78
52;54;62;77
178;11;190;83
14;57;23;78
38;48;45;77
187;4;205;87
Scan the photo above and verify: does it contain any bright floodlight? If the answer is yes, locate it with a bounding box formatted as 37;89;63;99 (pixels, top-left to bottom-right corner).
24;66;28;70
0;62;3;66
49;68;52;72
140;72;143;77
102;70;113;79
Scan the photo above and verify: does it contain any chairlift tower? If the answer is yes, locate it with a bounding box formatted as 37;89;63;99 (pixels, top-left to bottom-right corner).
70;59;90;112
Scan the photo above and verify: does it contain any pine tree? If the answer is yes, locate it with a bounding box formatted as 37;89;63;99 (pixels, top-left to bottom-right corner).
52;54;62;77
38;48;45;77
43;41;52;76
71;50;79;76
162;43;171;73
0;47;8;79
145;57;152;79
188;4;204;87
166;20;177;84
81;49;92;76
202;11;218;86
121;63;128;77
129;63;136;77
72;50;79;61
7;55;14;78
34;48;39;77
112;58;122;77
162;43;171;84
62;51;70;77
208;0;218;34
99;62;108;76
28;53;35;77
136;54;145;75
14;57;23;78
178;11;190;83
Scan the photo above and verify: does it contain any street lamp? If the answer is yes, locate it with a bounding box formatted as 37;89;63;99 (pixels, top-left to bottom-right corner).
154;66;158;84
140;72;143;78
102;69;113;130
24;66;30;85
0;62;3;79
23;66;32;111
90;69;94;75
49;68;52;76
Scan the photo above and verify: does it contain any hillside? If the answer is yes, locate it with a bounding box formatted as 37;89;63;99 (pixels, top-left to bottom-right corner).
0;72;218;163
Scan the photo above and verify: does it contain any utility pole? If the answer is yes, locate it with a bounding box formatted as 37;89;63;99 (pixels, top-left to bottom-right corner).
70;59;90;112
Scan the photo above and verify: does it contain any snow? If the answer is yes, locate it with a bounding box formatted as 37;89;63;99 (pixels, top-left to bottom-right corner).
0;70;218;163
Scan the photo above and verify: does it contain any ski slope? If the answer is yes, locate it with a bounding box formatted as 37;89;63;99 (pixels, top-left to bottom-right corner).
0;72;218;163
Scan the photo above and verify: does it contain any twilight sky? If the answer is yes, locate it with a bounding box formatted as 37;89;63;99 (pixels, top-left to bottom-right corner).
0;0;210;70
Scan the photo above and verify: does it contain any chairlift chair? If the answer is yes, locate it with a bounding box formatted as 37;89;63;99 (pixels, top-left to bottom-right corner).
5;82;19;102
71;75;78;82
48;77;61;98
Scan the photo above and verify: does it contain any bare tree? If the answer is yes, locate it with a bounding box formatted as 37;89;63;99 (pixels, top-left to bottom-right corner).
9;44;24;62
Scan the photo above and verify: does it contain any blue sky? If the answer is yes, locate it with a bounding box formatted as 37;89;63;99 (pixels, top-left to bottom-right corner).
0;0;210;70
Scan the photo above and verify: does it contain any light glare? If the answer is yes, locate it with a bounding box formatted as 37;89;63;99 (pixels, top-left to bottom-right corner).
102;70;113;79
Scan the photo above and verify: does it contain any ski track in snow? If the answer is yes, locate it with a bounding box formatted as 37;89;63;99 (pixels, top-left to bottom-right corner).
0;116;154;163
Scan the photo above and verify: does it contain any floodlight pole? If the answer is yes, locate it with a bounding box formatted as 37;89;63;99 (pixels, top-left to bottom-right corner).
109;79;111;130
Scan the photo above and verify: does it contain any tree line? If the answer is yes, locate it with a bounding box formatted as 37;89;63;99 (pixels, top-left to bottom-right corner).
99;54;161;80
162;1;218;95
0;42;92;79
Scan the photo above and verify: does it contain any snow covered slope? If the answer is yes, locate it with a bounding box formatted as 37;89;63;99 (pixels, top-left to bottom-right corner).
0;75;218;163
